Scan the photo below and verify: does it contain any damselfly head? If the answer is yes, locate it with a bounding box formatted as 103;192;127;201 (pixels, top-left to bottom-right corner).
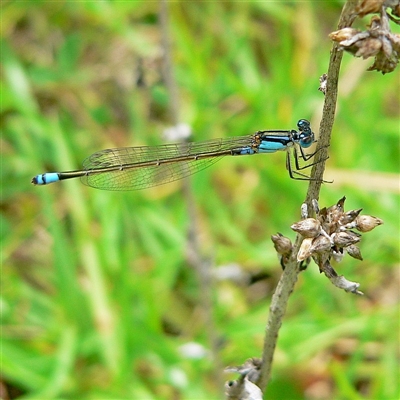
295;119;315;148
298;129;315;148
297;119;311;132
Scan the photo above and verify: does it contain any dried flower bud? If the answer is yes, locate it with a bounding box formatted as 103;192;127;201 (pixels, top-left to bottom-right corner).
271;233;292;256
339;208;363;225
330;10;400;74
329;28;360;42
356;37;383;58
355;215;384;232
297;238;313;261
291;218;321;238
326;196;346;223
326;196;346;213
337;196;346;209
310;235;332;254
346;244;363;261
332;231;361;247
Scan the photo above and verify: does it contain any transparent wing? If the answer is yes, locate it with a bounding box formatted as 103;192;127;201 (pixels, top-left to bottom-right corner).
80;136;254;191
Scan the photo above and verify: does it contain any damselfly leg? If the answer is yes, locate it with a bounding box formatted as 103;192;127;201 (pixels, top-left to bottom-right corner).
286;145;330;181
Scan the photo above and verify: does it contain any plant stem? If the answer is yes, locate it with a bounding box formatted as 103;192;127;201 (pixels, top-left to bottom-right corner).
256;0;358;393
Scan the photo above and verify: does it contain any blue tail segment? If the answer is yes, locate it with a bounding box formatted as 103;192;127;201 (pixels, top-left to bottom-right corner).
32;173;60;185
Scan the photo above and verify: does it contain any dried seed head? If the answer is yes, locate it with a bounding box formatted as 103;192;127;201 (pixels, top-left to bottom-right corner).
330;9;400;74
289;197;383;294
291;218;321;238
271;233;292;256
329;28;360;42
339;208;363;225
310;235;332;255
355;215;384;232
297;238;313;262
346;244;363;261
357;37;384;58
332;231;361;247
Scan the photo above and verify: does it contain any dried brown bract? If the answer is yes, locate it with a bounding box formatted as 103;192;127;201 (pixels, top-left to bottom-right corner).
271;233;292;256
356;0;386;17
271;232;293;269
329;4;400;74
356;0;400;19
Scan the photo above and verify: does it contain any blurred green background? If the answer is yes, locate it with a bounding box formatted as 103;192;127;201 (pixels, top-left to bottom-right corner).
1;1;399;399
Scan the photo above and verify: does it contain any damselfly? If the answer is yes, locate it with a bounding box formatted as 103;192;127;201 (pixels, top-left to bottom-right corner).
32;119;321;191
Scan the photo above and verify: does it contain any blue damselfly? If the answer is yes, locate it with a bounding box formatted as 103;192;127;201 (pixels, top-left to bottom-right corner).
32;119;321;191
